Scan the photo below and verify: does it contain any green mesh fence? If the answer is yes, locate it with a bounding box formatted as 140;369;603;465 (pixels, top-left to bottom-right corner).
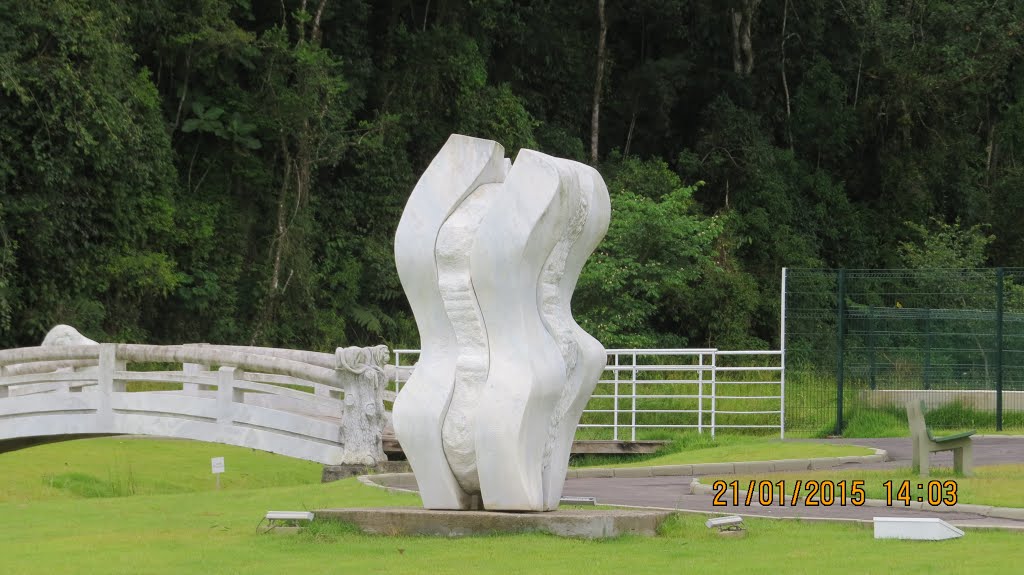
784;268;1024;434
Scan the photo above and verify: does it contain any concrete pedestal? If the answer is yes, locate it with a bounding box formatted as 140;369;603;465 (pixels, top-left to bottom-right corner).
313;507;672;539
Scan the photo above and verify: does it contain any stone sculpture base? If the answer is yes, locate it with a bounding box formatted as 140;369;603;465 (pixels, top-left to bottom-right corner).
321;462;412;483
312;507;672;539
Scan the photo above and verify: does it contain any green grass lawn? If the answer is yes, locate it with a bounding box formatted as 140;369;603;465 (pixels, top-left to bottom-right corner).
0;437;323;502
0;438;1021;574
572;433;874;468
706;465;1024;509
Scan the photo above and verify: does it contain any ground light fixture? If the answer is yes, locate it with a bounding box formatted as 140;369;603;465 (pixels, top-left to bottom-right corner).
259;511;315;533
559;496;597;506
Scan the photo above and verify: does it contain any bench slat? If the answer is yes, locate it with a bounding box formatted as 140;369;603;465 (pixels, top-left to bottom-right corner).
928;429;976;443
266;511;314;521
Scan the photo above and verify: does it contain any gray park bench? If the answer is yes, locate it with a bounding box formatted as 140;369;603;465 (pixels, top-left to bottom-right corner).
906;400;974;476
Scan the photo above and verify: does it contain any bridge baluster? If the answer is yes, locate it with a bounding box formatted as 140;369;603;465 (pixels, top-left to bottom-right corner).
69;361;85;393
315;382;343;400
183;343;210;393
97;344;120;427
216;366;244;426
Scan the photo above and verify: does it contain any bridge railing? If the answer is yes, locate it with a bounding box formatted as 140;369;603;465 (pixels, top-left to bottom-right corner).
2;343;335;389
391;348;784;439
0;343;399;400
0;343;403;464
2;342;784;454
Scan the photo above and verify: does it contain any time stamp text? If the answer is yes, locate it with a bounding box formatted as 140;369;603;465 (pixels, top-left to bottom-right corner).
710;479;959;507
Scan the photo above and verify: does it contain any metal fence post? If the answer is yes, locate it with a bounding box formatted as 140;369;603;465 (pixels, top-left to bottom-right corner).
698;352;704;434
613;353;620;441
835;269;846;436
710;350;718;438
996;267;1005;431
780;267;787;439
393;350;402;394
868;306;876;390
923;308;932;390
631;352;637;441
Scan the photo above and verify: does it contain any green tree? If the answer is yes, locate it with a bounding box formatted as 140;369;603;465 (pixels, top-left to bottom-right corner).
899;218;994;270
575;156;724;347
0;0;180;345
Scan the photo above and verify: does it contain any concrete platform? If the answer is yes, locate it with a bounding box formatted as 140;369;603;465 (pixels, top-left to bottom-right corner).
321;462;411;482
569;440;668;454
313;507;672;539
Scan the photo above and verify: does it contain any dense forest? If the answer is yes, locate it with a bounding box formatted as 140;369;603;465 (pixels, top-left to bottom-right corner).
1;0;1022;351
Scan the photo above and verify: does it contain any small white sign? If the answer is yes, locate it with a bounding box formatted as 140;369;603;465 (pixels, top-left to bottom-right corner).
211;457;225;474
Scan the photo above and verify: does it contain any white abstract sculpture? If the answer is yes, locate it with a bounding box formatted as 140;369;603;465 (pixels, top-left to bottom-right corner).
393;134;610;511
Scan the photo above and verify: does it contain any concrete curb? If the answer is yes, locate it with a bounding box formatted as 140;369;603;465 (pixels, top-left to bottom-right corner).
688;477;1024;521
601;502;1024;531
362;446;889;488
359;473;1024;531
356;473;420;495
565;447;889;479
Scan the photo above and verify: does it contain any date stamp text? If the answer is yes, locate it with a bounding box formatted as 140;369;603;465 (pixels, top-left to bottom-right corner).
710;479;959;507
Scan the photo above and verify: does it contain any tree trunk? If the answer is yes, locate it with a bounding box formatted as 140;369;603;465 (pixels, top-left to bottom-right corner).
781;0;792;147
269;139;293;296
986;122;996;185
256;5;329;344
853;50;863;108
624;15;645;158
590;0;608;165
731;11;743;74
624;109;638;157
312;0;328;41
731;0;761;76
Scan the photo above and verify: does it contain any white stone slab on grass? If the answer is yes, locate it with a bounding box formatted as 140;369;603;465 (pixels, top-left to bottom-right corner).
873;517;965;540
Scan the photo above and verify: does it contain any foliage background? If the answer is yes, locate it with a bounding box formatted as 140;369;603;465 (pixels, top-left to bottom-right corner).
1;0;1021;351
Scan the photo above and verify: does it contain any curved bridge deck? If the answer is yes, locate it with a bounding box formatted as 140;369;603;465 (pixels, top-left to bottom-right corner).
0;344;394;464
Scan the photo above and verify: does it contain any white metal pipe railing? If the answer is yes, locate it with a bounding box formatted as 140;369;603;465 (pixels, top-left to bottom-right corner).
388;347;785;439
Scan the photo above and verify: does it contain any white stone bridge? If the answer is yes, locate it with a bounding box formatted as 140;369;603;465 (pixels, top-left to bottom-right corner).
0;339;396;465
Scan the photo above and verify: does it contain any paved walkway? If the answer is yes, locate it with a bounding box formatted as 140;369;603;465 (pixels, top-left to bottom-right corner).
561;436;1024;530
800;436;1024;469
367;437;1024;530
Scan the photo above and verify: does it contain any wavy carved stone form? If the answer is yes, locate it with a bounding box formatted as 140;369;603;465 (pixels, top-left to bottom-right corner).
393;134;610;511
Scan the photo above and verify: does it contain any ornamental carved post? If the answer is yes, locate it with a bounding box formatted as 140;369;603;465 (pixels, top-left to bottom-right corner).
336;345;389;465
